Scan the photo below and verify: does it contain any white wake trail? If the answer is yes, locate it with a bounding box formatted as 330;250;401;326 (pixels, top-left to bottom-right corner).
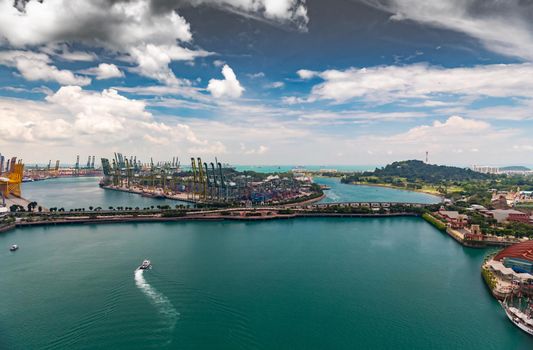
134;269;179;334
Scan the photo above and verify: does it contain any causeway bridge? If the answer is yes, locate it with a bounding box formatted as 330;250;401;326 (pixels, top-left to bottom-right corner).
292;201;434;209
191;201;435;215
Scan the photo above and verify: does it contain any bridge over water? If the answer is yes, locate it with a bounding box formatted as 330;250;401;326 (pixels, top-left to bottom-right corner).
191;201;435;215
296;201;434;209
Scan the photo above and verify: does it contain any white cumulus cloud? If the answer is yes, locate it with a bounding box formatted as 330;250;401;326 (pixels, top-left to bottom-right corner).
296;63;533;103
0;85;227;159
0;0;210;84
187;0;308;31
0;50;91;86
207;65;245;98
80;63;124;80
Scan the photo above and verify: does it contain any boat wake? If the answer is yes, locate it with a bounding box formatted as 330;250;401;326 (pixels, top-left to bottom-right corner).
326;191;339;201
134;269;179;340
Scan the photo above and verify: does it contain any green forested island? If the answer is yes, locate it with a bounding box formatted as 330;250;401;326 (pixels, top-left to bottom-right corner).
341;160;490;190
367;160;489;183
341;160;533;204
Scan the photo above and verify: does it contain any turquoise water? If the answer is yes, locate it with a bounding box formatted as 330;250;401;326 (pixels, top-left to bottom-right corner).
22;177;190;210
21;176;440;210
314;177;441;204
1;218;531;349
234;165;375;173
6;177;527;349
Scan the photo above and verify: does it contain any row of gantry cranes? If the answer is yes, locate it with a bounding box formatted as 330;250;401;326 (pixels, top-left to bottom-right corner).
101;153;240;202
24;155;100;179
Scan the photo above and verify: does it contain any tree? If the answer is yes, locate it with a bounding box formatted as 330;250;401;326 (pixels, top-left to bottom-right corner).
27;201;37;212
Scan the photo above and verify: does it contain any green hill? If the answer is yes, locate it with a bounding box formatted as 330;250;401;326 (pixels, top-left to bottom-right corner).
351;160;490;184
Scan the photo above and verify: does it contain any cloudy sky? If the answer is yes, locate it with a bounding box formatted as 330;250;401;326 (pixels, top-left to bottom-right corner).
1;0;533;166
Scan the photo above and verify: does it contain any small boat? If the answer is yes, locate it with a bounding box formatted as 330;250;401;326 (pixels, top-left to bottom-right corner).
500;300;533;336
10;244;18;251
139;259;151;270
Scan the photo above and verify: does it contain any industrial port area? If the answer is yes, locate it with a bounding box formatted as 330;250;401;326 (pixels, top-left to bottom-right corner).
100;152;323;206
1;152;327;212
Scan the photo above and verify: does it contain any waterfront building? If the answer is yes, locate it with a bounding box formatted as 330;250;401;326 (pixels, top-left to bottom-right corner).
436;209;468;229
494;242;533;274
484;241;533;299
489;209;531;224
464;225;484;241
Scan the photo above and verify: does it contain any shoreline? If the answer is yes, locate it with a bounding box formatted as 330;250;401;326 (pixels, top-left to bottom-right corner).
282;193;326;207
101;184;326;207
102;185;197;204
342;181;444;200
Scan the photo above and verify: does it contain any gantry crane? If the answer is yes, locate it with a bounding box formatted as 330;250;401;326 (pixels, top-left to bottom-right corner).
0;157;24;198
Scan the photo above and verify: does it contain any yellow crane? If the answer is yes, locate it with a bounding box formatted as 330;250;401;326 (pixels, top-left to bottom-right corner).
197;157;207;200
0;158;24;198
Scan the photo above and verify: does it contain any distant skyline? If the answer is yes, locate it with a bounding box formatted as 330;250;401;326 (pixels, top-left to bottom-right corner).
1;0;533;166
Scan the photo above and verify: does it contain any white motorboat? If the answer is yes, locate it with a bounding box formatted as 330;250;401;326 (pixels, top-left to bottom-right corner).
139;259;151;270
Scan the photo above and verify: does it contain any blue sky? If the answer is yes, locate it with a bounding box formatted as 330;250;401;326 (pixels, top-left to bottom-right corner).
1;0;533;166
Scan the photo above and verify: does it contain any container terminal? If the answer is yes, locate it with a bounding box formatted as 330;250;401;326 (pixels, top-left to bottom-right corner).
100;152;322;206
22;155;102;181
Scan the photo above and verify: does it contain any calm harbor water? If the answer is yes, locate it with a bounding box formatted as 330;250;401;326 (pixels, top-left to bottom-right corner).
4;177;527;349
314;177;441;204
22;177;190;210
22;176;440;210
1;218;531;349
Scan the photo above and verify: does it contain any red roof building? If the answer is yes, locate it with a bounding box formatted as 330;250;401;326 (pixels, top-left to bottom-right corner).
494;241;533;262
